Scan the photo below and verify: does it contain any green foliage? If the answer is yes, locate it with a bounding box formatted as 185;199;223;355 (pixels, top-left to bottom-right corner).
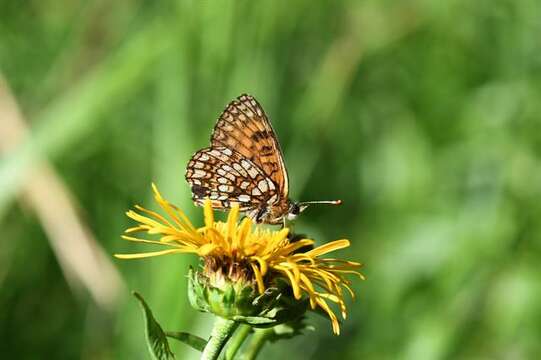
1;0;541;359
133;292;175;360
134;291;208;357
165;332;207;353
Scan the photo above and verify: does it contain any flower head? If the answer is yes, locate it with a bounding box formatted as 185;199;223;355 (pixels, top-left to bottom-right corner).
116;184;364;334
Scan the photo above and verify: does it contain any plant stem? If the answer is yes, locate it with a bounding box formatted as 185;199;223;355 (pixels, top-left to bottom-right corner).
201;317;239;360
224;324;252;360
238;328;273;360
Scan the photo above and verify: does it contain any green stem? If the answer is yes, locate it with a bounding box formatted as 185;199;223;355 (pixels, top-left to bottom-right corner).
238;328;274;360
201;317;239;360
224;324;252;360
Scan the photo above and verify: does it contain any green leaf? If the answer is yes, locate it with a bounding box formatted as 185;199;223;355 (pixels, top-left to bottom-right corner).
271;321;315;340
187;267;209;312
165;331;207;352
232;315;277;326
133;291;175;360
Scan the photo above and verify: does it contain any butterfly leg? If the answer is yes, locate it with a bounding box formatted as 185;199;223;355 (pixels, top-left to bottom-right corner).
245;209;259;222
254;207;269;224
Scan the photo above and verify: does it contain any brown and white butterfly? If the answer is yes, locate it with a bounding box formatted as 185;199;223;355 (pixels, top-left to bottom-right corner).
185;94;341;225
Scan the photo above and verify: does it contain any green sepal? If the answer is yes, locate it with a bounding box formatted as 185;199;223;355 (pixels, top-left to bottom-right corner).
132;291;175;360
231;315;276;325
188;268;309;327
188;267;257;317
188;267;209;312
269;320;315;341
165;331;207;352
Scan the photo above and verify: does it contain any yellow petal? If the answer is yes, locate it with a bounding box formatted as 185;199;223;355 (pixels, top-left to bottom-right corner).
226;204;239;239
121;235;182;247
276;266;301;299
235;217;252;251
197;243;217;256
251;256;268;276
279;239;314;255
305;239;350;258
134;204;179;231
152;183;196;233
250;262;265;294
315;297;341;335
203;199;214;228
114;248;184;259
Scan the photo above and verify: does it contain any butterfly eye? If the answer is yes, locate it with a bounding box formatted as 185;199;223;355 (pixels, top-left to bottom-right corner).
287;212;298;221
287;203;301;219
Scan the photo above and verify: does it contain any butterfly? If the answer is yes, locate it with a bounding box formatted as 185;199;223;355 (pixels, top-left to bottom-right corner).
185;94;341;225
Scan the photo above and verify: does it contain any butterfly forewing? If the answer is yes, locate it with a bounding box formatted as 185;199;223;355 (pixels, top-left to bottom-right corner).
211;94;289;199
186;146;280;210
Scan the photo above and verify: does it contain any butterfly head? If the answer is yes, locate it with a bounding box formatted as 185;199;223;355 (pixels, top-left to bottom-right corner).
286;202;305;221
287;199;342;221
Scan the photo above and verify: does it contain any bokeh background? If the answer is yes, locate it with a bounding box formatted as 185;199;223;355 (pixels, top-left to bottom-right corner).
1;1;541;359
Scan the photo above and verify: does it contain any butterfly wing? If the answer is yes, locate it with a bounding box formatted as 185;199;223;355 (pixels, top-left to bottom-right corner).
185;146;280;210
210;94;289;201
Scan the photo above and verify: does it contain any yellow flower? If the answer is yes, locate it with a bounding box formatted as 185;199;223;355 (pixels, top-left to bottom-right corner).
115;184;364;334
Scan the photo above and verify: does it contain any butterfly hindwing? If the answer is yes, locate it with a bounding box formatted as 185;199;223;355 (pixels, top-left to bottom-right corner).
211;94;289;200
186;146;280;211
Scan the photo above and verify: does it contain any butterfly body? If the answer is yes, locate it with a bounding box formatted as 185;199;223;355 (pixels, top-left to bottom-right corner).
185;94;340;225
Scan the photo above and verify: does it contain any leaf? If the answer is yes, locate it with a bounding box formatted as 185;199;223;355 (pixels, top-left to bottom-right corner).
187;267;209;312
133;291;175;360
273;321;315;338
269;320;315;342
165;331;207;352
232;315;277;325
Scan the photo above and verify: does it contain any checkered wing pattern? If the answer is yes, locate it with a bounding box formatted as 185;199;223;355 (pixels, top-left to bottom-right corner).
185;146;280;211
210;94;289;199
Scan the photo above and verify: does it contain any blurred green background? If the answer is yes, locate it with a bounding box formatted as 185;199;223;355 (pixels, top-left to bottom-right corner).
1;0;541;359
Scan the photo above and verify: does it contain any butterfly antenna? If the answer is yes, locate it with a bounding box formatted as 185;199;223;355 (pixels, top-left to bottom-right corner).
298;200;342;206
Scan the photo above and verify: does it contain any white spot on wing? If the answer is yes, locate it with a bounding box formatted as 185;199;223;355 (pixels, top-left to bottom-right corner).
257;179;269;192
218;153;230;162
199;154;210;161
193;169;206;178
233;163;247;176
222;148;233;156
247;167;258;179
241;160;259;178
218;177;228;184
240;181;250;189
238;195;251;202
241;160;251;170
252;188;261;196
218;184;231;192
